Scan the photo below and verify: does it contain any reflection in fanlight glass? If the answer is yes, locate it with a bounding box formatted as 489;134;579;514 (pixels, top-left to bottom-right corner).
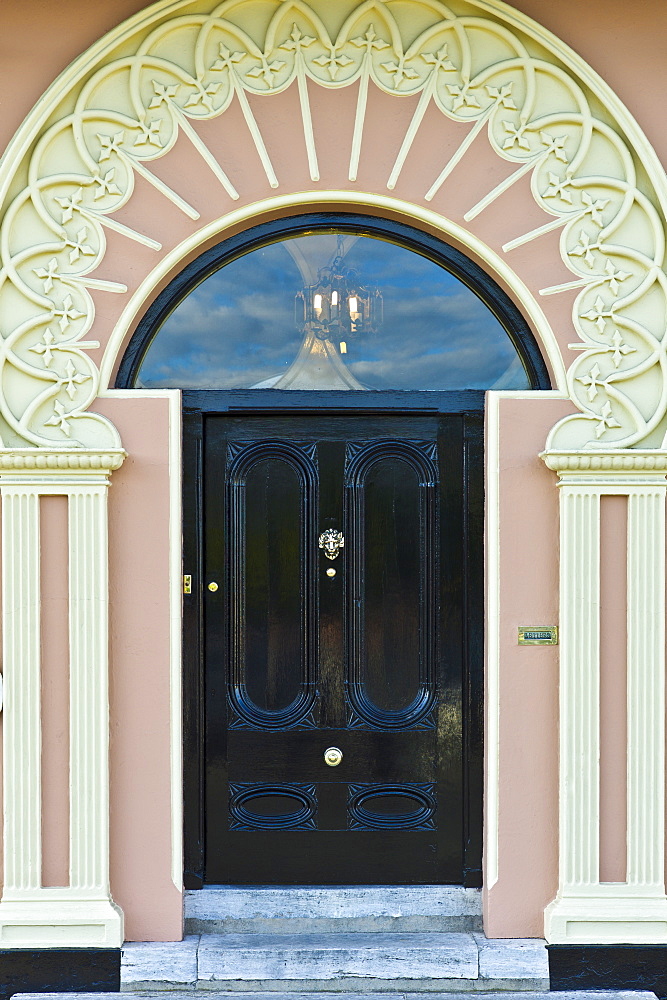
135;233;531;391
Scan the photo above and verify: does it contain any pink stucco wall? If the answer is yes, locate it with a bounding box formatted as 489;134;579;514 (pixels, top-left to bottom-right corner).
40;497;70;889
485;397;564;936
599;496;629;885
93;394;182;941
0;0;665;940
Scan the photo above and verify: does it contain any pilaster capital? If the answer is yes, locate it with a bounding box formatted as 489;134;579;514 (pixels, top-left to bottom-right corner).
0;449;126;488
541;449;667;489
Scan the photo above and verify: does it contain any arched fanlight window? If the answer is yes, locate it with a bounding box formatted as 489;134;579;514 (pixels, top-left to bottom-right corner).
118;216;550;392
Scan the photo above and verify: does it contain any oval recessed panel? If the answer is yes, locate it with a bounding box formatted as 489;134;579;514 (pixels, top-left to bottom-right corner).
362;454;421;714
348;783;436;830
243;455;302;713
229;783;317;830
346;441;438;729
227;440;317;729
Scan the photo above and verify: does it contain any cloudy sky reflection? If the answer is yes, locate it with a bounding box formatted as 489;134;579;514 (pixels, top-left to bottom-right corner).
136;234;531;391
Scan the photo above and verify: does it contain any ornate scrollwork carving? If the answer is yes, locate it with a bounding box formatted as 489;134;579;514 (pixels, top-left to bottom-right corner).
1;0;665;449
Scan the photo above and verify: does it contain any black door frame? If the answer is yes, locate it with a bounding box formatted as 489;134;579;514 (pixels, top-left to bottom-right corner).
181;389;486;888
115;212;551;889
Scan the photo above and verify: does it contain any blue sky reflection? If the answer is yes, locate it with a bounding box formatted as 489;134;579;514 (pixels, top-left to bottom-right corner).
136;234;530;390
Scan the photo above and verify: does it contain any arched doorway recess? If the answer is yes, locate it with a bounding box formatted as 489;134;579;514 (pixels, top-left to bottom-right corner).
116;211;550;888
0;0;665;961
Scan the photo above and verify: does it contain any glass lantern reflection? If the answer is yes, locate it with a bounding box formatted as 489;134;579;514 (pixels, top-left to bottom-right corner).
295;243;382;355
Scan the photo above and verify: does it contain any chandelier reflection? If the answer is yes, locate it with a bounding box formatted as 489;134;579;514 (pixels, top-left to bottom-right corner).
265;237;383;390
296;237;383;350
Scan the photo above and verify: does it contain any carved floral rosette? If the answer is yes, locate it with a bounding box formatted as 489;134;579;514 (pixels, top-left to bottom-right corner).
1;0;666;450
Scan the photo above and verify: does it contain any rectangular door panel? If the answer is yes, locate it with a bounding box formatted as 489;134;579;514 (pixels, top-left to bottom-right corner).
227;731;438;781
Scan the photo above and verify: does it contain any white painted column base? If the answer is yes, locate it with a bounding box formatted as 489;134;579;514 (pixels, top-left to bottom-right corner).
545;892;667;944
0;897;123;949
542;451;667;947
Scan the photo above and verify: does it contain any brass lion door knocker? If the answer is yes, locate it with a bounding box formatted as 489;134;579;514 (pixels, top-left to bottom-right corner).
318;528;345;560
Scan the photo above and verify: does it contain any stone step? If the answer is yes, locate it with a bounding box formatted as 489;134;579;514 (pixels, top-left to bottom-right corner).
17;993;659;1000
121;932;551;992
185;887;483;934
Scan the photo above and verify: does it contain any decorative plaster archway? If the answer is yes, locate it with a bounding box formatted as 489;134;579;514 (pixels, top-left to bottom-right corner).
1;0;667;954
1;0;667;451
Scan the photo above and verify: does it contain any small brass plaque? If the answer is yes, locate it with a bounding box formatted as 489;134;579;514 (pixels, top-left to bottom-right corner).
518;626;558;646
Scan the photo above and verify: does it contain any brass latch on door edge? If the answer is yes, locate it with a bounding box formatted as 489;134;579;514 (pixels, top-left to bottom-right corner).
183;575;192;595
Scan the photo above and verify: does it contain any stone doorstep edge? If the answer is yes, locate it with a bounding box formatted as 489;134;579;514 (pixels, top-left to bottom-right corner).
12;991;658;1000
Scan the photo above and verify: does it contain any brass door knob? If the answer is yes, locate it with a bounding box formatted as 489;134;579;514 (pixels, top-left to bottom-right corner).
324;746;343;767
208;581;219;592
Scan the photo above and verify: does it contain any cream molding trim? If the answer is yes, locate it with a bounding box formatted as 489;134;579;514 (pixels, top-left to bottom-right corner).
541;449;667;474
0;449;126;473
1;0;666;449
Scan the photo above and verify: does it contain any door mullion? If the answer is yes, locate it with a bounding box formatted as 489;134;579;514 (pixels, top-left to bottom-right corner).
316;439;346;729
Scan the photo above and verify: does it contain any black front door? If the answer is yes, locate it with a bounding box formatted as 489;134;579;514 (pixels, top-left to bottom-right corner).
183;396;483;886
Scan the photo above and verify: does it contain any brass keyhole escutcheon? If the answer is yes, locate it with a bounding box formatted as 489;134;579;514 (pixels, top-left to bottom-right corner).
207;581;219;592
324;746;343;767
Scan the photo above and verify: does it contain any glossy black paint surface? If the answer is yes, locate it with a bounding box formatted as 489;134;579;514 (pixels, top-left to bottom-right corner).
549;944;667;999
182;392;486;885
0;948;120;1000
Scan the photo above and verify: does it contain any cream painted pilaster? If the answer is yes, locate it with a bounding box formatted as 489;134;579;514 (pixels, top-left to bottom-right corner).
3;490;41;896
542;450;667;944
0;450;125;949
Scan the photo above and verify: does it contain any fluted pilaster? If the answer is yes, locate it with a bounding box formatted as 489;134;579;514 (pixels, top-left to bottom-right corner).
0;452;124;948
543;451;667;944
